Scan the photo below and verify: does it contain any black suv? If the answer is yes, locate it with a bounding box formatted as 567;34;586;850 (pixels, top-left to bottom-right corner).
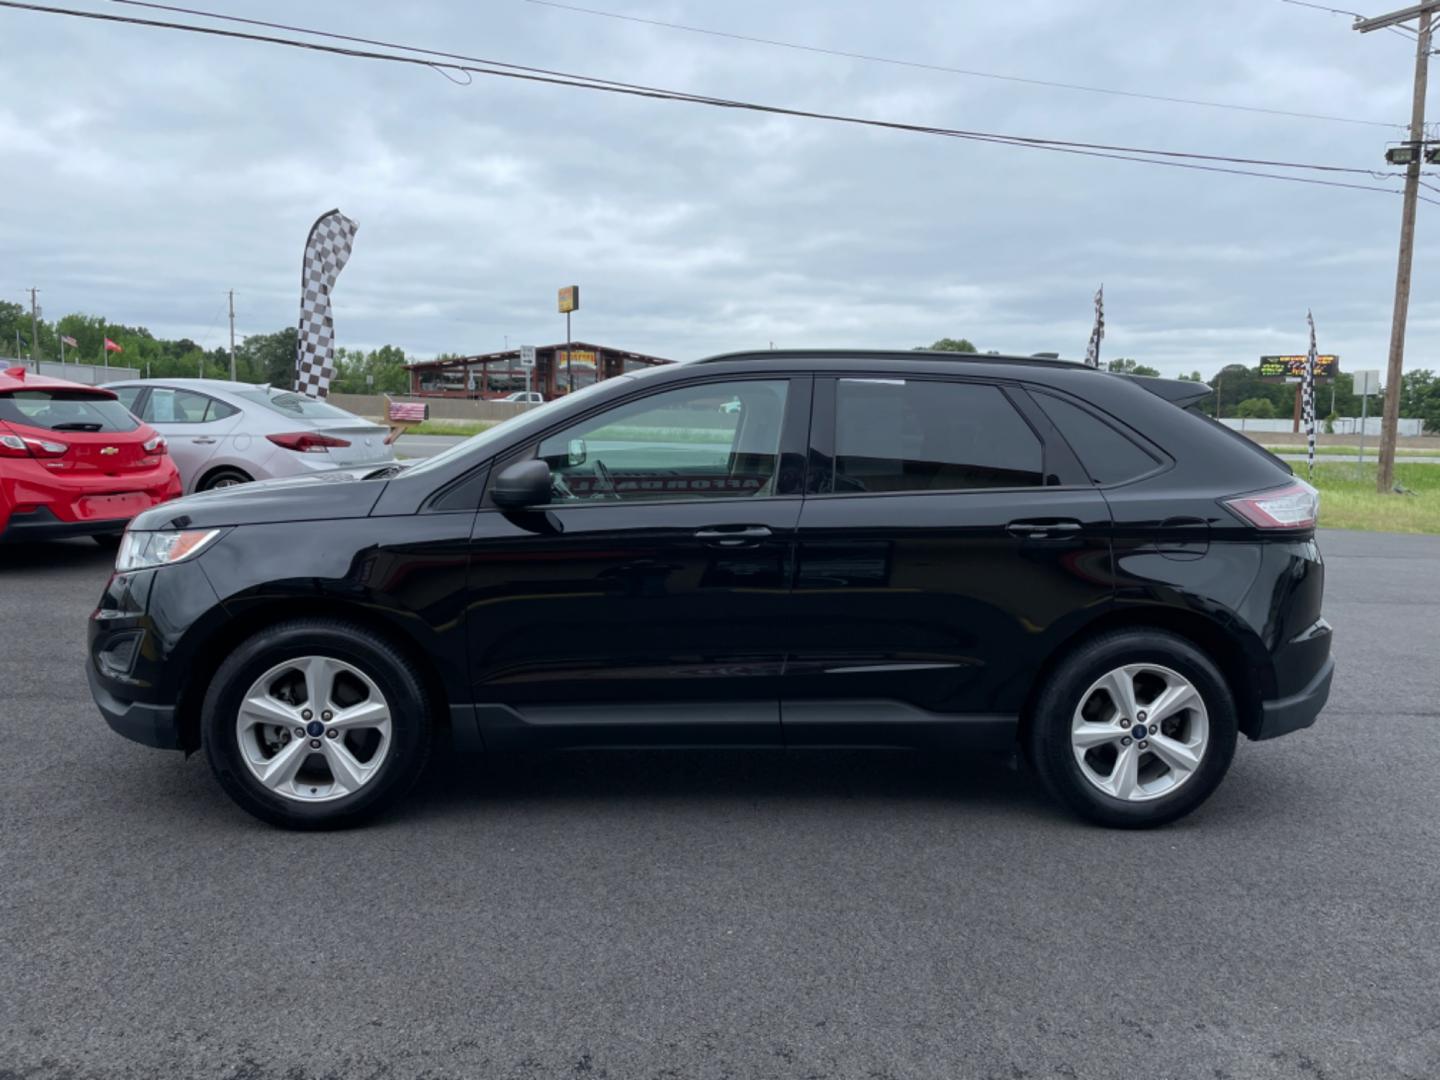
88;351;1332;829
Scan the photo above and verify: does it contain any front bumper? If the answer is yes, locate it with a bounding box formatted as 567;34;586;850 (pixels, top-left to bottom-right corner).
1254;656;1334;740
86;659;184;749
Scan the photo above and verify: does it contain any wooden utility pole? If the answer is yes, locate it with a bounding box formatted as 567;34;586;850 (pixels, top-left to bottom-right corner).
27;287;39;367
1355;2;1437;492
228;289;237;381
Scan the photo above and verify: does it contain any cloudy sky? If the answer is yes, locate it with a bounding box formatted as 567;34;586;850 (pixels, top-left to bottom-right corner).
2;0;1436;376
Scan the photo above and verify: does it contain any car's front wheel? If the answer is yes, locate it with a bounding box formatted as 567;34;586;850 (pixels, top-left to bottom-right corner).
1026;630;1238;828
202;619;432;829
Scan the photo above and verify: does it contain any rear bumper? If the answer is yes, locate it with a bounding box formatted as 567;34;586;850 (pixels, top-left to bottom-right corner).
86;659;184;750
1254;655;1334;740
0;505;129;542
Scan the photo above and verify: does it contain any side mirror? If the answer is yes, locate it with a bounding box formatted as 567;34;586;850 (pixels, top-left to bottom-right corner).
492;459;552;509
567;438;587;466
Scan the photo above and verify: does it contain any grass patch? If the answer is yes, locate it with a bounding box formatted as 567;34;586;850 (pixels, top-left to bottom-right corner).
1312;463;1440;534
398;419;500;437
1260;444;1440;458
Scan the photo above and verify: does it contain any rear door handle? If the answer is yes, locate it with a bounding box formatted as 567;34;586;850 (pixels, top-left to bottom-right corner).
695;525;773;546
191;437;217;445
1006;519;1083;539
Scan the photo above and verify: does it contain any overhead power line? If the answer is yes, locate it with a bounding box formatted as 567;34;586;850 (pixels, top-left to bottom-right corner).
527;0;1404;129
90;1;1403;177
2;0;1433;206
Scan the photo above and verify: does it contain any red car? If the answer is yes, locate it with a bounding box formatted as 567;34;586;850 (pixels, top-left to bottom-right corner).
0;366;182;544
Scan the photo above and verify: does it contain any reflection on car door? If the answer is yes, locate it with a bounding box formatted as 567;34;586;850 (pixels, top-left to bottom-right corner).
784;375;1113;748
465;376;811;748
139;387;243;491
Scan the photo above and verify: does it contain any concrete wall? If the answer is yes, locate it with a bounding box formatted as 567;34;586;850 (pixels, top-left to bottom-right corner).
1220;416;1424;437
0;358;141;385
326;393;537;422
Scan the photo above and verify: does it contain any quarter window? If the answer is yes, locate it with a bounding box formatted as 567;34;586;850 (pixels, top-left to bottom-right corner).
1033;393;1158;485
536;380;789;503
831;379;1043;493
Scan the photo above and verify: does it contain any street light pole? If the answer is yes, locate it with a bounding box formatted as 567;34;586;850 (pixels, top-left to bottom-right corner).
1355;1;1437;492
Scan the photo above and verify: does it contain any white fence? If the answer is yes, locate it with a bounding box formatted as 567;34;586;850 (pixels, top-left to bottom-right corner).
1;357;140;385
1220;417;1425;437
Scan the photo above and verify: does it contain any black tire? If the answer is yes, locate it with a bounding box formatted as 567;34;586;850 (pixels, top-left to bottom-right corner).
1026;630;1238;829
199;467;252;492
202;619;433;829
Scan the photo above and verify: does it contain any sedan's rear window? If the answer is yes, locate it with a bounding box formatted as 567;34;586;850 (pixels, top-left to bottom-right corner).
233;389;354;419
0;390;140;433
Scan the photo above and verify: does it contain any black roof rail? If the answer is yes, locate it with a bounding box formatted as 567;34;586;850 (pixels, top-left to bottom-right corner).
692;348;1100;369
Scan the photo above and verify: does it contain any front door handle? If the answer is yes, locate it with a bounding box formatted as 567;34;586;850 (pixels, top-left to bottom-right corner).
695;525;773;546
1006;519;1083;539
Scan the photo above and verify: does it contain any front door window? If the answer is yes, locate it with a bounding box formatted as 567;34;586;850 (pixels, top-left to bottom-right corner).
536;380;790;503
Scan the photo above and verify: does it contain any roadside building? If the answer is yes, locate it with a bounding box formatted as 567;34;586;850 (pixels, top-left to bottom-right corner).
404;342;674;400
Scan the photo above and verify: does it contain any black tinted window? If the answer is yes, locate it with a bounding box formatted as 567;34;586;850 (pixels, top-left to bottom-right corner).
0;390;140;433
1034;393;1158;485
832;379;1043;493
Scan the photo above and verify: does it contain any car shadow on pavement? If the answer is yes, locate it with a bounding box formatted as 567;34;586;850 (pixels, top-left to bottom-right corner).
0;538;116;573
396;747;1056;825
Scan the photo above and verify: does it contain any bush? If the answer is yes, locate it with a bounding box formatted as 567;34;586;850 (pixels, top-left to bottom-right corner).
1236;397;1277;419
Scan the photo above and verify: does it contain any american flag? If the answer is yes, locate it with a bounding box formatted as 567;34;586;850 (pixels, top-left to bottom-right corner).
1084;285;1104;369
1303;311;1317;481
294;209;358;398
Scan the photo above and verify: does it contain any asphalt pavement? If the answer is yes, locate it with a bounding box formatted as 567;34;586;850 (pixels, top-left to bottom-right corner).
1;529;1437;1080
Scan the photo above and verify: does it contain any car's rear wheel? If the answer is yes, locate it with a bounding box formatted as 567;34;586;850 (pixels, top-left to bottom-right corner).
202;619;432;829
1026;630;1237;828
199;467;252;491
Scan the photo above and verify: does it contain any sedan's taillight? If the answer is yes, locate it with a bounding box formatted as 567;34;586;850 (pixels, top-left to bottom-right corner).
266;432;351;454
1224;481;1319;529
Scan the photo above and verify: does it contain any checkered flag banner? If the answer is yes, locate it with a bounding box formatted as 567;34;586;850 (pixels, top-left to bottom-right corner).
294;209;359;398
1084;284;1105;369
1303;310;1318;482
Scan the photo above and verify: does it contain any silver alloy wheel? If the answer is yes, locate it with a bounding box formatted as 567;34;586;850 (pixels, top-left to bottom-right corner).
212;477;243;489
1071;662;1209;802
235;655;393;803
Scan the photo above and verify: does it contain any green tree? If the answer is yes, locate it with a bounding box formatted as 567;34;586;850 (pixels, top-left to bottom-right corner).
1397;369;1440;433
332;344;409;394
234;327;299;386
919;337;978;353
1104;358;1160;377
1236;397;1276;419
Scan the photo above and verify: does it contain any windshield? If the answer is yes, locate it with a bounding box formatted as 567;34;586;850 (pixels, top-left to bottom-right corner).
400;377;628;478
233;388;356;420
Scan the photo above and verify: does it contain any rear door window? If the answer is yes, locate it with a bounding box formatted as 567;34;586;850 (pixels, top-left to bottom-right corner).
1033;393;1160;485
831;378;1044;493
142;388;214;424
0;390;140;433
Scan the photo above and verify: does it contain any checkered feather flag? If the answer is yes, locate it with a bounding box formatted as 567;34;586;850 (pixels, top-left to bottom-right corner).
1084;284;1104;369
294;209;359;398
1304;311;1318;482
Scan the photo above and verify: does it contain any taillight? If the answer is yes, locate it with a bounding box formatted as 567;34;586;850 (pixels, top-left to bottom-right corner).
143;435;167;454
267;432;351;454
0;433;67;458
1224;481;1319;529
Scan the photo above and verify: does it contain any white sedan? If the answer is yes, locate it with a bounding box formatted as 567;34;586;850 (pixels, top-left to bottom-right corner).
104;379;395;493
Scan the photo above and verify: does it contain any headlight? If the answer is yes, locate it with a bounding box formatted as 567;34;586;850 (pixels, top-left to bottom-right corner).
116;529;222;571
